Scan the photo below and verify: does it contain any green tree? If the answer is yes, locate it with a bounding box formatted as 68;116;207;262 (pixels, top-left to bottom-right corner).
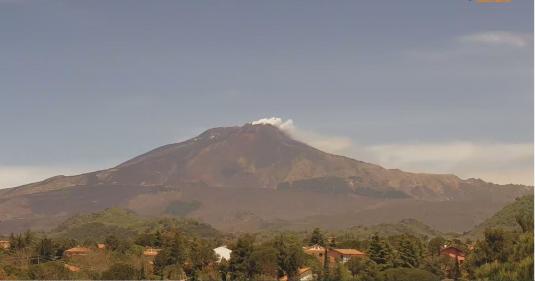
420;255;450;279
512;232;534;262
229;234;259;281
427;236;445;256
483;228;508;263
37;237;55;260
8;233;16;250
367;234;393;269
474;257;534;281
54;238;77;257
23;230;33;246
10;233;26;250
134;231;162;247
28;262;71;280
515;212;533;233
251;244;278;277
138;263;147;280
188;238;216;277
153;231;188;276
466;228;534;281
218;259;230;281
273;234;304;280
104;235;120;251
346;256;365;277
101;263;138;280
104;234;133;253
397;235;420;268
330;263;352;281
162;264;186;280
309;228;326;246
346;256;378;281
378;268;439;281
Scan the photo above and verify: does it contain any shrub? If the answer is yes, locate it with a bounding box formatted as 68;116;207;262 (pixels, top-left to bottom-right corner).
378;268;439;281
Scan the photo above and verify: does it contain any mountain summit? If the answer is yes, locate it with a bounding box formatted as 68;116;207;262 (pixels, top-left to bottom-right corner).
0;123;531;233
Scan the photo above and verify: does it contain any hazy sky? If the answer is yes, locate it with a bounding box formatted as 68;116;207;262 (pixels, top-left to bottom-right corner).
0;0;533;187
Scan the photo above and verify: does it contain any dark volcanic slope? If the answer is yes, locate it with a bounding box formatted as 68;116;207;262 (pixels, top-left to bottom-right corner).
0;123;531;233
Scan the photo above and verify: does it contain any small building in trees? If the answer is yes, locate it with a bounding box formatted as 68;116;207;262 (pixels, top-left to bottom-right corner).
304;245;366;265
143;247;162;266
0;240;10;250
303;244;326;264
213;245;232;262
143;247;161;257
440;246;465;263
327;248;366;263
64;246;92;257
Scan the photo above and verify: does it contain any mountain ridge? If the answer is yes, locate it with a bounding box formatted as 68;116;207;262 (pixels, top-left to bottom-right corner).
2;124;528;200
0;123;531;234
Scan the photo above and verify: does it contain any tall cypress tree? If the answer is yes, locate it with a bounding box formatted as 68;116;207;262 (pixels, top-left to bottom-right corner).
367;234;393;269
37;237;54;260
229;234;258;280
398;235;420;268
274;234;304;280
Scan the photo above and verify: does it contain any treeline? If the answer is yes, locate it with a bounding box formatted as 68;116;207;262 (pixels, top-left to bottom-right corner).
0;214;532;280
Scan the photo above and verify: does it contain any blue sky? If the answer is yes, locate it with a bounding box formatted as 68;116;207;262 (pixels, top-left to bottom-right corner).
0;0;533;187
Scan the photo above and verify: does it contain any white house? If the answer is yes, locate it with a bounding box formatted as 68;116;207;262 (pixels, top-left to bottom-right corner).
213;245;232;262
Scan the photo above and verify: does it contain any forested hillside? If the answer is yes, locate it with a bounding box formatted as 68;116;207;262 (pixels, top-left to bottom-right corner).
0;202;532;280
465;195;533;238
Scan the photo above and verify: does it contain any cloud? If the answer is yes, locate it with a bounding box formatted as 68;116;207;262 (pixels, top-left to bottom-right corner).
365;142;533;185
458;31;532;48
252;117;533;185
406;30;532;63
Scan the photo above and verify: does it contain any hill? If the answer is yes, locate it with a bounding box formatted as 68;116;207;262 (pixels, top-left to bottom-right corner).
338;219;445;240
465;195;534;238
50;208;221;241
0;123;531;234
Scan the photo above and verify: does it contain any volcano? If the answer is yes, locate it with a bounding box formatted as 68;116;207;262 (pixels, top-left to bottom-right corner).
0;123;531;233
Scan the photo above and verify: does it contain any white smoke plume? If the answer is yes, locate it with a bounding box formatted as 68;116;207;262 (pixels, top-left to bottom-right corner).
251;117;296;132
251;117;533;185
251;117;353;154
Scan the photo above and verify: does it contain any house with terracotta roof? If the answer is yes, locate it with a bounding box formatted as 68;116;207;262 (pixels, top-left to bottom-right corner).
143;247;161;257
64;246;91;257
0;240;10;250
303;244;326;264
327;248;366;263
440;246;465;264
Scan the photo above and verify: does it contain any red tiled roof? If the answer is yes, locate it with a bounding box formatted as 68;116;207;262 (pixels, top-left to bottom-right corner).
303;244;325;253
331;248;365;256
440;246;465;256
65;247;91;253
143;248;162;256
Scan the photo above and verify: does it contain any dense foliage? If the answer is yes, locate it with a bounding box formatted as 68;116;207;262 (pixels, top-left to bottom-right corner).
0;200;532;280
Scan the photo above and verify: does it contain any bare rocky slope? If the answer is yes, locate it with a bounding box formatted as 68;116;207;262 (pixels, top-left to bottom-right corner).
0;123;531;234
